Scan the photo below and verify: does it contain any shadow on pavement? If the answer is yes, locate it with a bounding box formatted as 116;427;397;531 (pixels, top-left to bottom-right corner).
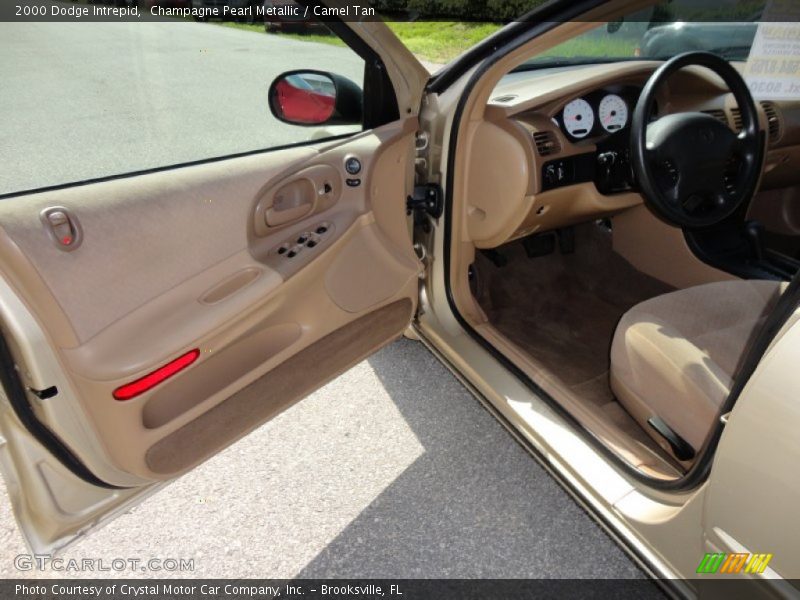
296;338;657;584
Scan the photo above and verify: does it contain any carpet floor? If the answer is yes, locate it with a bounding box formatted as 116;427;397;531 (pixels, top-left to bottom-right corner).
472;221;677;465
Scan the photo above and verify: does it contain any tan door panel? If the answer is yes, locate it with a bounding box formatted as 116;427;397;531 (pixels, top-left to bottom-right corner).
0;118;420;490
144;298;413;476
0;147;314;345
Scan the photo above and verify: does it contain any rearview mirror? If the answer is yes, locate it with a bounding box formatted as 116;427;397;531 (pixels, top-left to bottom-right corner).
268;70;363;127
607;19;624;33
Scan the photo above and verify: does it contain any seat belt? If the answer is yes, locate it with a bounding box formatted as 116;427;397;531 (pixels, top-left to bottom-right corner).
724;269;800;417
677;270;800;483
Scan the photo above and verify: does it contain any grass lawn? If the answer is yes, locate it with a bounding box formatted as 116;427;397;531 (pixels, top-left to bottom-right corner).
219;21;347;48
541;32;639;59
385;21;501;63
218;20;638;65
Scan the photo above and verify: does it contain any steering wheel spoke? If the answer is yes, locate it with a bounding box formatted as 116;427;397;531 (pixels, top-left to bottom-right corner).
681;193;705;214
732;131;748;151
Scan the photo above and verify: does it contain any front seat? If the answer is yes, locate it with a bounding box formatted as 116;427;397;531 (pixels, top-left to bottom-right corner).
610;279;787;463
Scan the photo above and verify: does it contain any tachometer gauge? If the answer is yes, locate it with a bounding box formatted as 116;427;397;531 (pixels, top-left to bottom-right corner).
598;94;628;132
562;98;595;139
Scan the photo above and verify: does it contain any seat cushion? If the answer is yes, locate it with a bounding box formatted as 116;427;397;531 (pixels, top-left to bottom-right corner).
610;280;786;456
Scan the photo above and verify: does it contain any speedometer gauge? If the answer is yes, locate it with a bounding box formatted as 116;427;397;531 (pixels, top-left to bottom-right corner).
598;94;628;132
562;98;594;139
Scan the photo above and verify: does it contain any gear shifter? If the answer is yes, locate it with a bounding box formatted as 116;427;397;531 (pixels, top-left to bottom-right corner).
744;220;766;263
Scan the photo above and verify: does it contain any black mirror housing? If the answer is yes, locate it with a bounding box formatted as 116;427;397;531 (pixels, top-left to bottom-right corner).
268;70;363;127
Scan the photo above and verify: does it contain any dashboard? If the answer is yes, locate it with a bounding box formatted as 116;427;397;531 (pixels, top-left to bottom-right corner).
547;85;644;196
463;61;800;249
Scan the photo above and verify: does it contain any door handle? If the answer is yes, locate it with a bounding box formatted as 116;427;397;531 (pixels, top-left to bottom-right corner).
253;164;341;236
264;179;316;227
266;203;313;227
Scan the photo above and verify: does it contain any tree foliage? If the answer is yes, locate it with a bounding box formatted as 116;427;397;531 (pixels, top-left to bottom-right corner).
371;0;549;21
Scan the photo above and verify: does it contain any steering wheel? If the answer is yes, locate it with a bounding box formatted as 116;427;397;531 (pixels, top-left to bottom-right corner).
630;52;764;229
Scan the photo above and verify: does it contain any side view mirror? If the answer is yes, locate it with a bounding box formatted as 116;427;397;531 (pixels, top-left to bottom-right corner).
268;70;363;127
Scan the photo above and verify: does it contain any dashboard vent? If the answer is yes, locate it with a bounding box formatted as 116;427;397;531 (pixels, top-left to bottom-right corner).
760;101;782;143
533;130;560;156
730;108;743;132
703;109;728;126
491;94;518;103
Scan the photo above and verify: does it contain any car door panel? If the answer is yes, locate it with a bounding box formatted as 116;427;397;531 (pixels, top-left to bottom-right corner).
0;117;421;552
0;388;157;556
703;312;800;582
0;287;155;555
144;297;413;476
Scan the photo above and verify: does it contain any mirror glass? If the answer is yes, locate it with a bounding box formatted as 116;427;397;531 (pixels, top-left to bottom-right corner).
271;72;337;125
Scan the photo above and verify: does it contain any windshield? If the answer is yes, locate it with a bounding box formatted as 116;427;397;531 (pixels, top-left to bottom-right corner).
518;0;766;70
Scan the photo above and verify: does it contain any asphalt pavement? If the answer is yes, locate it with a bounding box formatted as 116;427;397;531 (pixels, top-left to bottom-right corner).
0;20;363;195
0;20;652;583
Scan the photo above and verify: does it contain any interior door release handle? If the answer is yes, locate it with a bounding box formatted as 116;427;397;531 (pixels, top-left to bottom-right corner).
266;204;312;227
265;179;316;227
40;206;82;251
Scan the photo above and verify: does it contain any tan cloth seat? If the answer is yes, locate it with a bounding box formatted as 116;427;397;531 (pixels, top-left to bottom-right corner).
610;280;787;460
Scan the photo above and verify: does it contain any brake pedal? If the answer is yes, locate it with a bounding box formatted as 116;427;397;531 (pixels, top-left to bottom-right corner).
522;233;555;258
480;248;508;267
557;227;575;254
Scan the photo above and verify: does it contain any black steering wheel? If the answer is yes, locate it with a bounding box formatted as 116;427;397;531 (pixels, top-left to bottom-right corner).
631;52;764;229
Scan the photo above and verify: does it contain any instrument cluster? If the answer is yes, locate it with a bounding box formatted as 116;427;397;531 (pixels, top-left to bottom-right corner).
555;87;640;141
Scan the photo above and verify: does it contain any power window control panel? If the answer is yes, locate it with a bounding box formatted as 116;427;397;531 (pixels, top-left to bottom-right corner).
274;221;333;259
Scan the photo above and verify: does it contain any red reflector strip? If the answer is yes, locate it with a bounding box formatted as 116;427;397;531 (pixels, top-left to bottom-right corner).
113;349;200;401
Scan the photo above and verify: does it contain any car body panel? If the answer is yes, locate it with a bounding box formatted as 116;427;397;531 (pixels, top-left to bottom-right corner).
703;312;800;583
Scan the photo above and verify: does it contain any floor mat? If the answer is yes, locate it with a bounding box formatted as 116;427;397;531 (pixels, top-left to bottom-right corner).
473;222;673;407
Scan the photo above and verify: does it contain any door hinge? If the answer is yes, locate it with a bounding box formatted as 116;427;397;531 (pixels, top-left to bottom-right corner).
406;184;443;219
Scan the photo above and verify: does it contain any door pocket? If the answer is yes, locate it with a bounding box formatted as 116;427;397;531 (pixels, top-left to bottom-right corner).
145;299;412;475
